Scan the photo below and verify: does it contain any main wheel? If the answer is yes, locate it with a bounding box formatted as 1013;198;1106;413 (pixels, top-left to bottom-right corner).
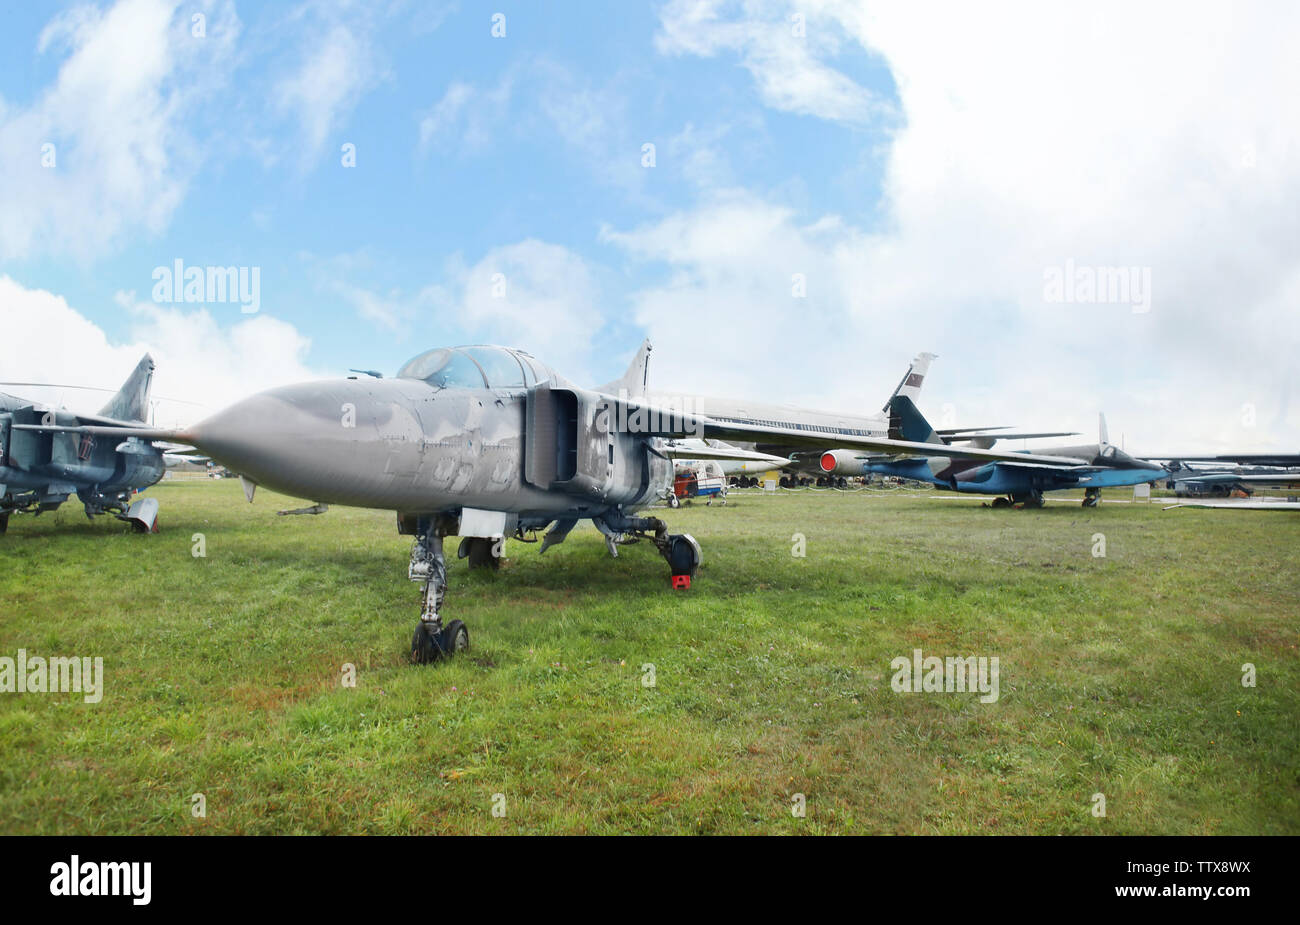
669;494;680;508
411;622;443;664
441;619;469;655
991;497;1010;508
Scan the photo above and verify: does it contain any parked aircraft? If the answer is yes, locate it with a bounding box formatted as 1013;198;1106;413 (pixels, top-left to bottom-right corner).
822;397;1162;507
1159;462;1300;497
648;353;938;478
0;354;166;533
21;341;1102;661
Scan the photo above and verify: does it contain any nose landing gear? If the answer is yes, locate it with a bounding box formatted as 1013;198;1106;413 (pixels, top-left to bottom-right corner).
408;518;462;665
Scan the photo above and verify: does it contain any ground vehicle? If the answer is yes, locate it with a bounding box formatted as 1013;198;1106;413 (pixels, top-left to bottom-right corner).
671;461;727;506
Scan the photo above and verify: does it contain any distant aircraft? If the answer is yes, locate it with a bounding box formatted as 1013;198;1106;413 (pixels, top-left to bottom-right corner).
1147;452;1300;468
670;352;1074;487
0;354;168;533
24;341;1102;662
823;397;1162;507
649;353;939;483
657;439;790;506
1158;462;1300;497
661;438;789;476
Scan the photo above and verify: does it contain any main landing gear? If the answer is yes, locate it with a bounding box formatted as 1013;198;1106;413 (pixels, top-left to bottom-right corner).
1082;488;1100;508
992;490;1044;509
405;511;702;665
593;512;702;589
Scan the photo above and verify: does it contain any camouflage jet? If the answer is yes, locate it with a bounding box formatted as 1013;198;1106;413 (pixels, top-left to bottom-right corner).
1;354;167;533
822;395;1162;507
21;341;1101;662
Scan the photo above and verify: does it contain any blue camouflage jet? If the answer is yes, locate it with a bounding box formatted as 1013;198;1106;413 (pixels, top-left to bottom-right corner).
821;396;1164;508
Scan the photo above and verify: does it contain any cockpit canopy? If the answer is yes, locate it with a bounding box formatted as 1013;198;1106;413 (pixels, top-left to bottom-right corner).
395;345;556;390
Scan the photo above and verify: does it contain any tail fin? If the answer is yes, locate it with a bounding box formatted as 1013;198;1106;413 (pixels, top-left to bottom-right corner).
882;352;936;413
98;353;155;423
1098;412;1109;446
598;339;652;398
888;395;944;445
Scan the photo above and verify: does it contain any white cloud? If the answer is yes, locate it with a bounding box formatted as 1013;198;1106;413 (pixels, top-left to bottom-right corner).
314;240;606;378
418;77;514;153
633;0;1300;452
655;0;884;125
0;0;239;261
273;4;384;166
341;240;610;382
447;239;604;376
0;276;320;427
415;61;655;201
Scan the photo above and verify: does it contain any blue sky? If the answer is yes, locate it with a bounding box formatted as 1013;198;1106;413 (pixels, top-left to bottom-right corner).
1;1;893;382
2;1;1298;451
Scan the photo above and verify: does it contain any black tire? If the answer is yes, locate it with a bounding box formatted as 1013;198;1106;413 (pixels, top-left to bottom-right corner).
0;512;8;535
992;497;1010;508
411;623;443;664
441;620;469;655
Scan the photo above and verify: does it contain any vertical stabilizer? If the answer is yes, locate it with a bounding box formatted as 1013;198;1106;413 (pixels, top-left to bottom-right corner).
98;354;155;423
598;339;652;398
1098;412;1110;446
889;395;944;445
882;352;937;413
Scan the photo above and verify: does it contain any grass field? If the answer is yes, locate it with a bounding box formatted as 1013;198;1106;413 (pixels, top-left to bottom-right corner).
1;479;1297;835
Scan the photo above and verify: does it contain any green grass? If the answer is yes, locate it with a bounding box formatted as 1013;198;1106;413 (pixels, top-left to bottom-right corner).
1;480;1296;834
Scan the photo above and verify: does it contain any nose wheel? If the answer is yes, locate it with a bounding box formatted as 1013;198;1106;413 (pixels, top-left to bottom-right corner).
412;619;469;664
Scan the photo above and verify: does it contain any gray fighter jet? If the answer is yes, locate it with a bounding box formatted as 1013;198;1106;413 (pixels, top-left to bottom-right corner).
1;354;167;533
20;341;1094;662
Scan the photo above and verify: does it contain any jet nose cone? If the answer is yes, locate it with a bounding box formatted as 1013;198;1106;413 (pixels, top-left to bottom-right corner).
191;391;297;479
189;380;371;489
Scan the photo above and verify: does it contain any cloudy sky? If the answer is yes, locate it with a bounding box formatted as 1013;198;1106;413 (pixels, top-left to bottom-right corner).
1;0;1296;452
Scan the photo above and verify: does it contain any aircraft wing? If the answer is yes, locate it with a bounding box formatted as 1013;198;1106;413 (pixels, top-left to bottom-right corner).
1145;453;1300;467
596;394;1092;467
936;426;1011;435
1174;471;1300;484
690;418;1088;467
11;423;190;442
946;431;1079;442
986;461;1109;473
659;442;789;467
1163;500;1300;511
1233;473;1300;484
